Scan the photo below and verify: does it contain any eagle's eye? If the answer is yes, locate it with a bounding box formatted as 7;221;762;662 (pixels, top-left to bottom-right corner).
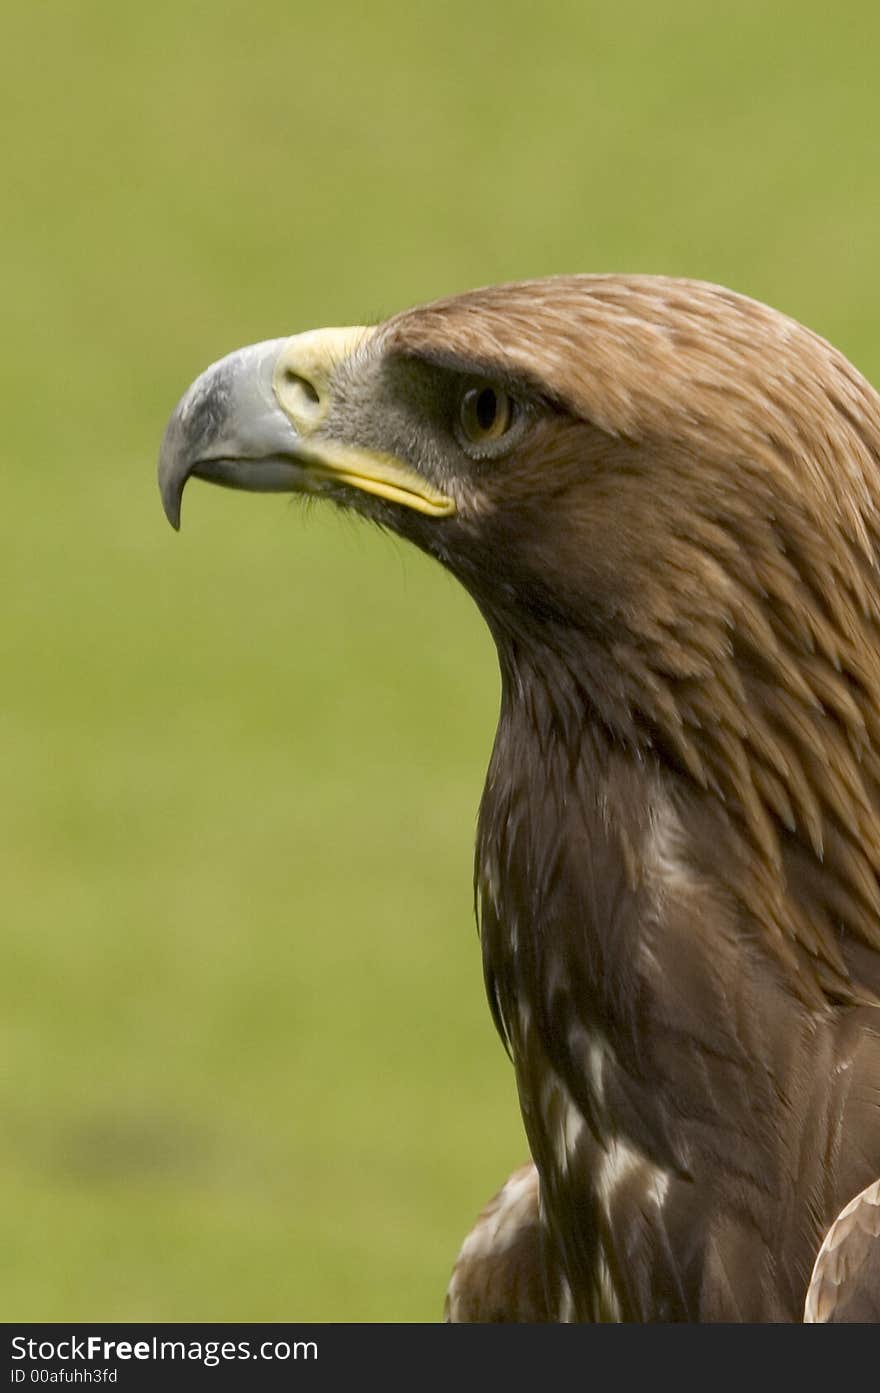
457;384;515;452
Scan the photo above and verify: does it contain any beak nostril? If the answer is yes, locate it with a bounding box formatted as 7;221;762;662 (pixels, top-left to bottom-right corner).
284;370;320;404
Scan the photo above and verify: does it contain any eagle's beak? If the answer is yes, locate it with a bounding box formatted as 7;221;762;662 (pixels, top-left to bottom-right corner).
158;326;455;529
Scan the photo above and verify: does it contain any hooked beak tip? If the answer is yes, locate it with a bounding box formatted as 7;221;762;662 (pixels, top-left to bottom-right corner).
158;439;187;531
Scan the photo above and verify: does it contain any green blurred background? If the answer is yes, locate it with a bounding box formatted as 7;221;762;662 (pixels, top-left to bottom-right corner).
3;0;880;1320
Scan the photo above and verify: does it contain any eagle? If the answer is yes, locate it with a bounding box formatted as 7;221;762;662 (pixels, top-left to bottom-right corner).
159;275;880;1322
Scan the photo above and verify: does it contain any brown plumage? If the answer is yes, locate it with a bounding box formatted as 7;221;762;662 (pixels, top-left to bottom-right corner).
450;1161;880;1321
805;1179;880;1321
159;275;880;1321
444;1164;552;1322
